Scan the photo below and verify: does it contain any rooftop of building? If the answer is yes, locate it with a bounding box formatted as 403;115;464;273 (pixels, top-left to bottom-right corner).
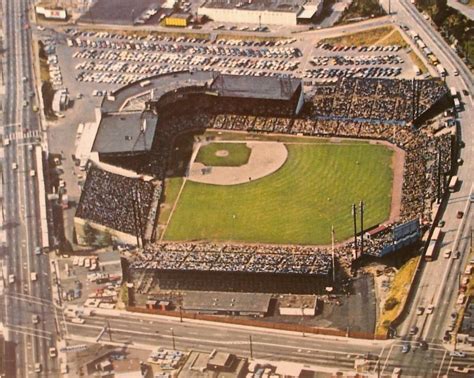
210;74;301;101
278;294;317;309
92;111;157;155
182;291;271;313
199;0;313;13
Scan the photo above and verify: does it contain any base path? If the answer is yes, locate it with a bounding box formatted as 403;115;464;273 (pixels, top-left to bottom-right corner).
188;141;288;185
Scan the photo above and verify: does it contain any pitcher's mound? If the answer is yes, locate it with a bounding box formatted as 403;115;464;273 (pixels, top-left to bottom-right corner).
188;141;288;185
215;150;229;157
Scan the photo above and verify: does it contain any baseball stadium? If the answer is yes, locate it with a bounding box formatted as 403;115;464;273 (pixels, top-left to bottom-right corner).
74;70;453;294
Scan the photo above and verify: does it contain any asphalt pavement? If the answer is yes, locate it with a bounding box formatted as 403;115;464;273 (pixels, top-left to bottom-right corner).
1;0;59;376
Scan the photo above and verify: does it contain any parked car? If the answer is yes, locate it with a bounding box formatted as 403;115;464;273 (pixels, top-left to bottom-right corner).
409;326;418;335
401;343;410;353
450;351;466;358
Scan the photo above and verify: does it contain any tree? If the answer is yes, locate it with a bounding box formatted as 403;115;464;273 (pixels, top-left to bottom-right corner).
384;297;399;311
83;222;97;246
97;230;114;247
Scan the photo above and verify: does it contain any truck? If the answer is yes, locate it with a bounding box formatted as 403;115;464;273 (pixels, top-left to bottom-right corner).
453;98;462;112
61;194;69;209
450;87;457;98
436;64;447;77
448;175;458;192
408;30;419;40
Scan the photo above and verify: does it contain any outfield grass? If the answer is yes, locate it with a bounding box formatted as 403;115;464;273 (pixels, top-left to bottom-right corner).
195;143;251;167
164;142;394;245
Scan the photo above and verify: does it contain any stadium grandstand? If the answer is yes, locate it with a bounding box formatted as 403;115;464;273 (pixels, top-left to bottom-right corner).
75;71;454;293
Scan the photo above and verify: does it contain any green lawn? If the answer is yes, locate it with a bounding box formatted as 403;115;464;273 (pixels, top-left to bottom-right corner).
195;142;251;167
164;142;393;245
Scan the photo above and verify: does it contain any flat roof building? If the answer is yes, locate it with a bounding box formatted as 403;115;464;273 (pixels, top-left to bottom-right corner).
92;111;157;157
198;0;323;26
182;291;271;317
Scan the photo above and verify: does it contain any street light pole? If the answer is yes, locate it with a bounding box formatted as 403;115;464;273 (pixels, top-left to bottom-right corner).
170;328;176;350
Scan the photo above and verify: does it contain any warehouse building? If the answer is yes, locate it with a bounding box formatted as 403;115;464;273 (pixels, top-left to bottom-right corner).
165;13;191;27
198;0;323;26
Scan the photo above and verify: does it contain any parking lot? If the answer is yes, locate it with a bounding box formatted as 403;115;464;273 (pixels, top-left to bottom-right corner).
55;249;122;309
37;27;419;101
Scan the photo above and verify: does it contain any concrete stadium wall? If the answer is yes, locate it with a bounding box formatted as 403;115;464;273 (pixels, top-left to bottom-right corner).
198;7;298;26
74;217;137;246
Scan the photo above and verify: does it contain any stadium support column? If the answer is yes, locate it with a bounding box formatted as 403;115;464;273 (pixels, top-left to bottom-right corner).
352;204;357;251
360;201;364;255
437;145;442;203
131;187;141;248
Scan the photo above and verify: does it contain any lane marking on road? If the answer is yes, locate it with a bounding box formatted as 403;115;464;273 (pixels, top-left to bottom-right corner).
447;355;454;373
381;343;394;374
437;349;448;378
67;322;375;357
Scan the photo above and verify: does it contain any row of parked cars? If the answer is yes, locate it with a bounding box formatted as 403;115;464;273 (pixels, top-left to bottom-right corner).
42;38;63;90
68;36;301;60
310;54;404;67
316;43;402;53
304;66;402;80
65;28;295;48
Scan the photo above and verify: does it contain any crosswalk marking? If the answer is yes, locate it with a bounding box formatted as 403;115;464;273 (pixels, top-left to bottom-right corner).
3;130;40;142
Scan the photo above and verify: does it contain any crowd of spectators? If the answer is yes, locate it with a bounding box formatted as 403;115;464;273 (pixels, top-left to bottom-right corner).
76;165;158;236
308;77;447;123
130;242;332;276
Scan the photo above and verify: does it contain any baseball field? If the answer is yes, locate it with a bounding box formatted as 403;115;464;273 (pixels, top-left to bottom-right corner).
161;139;394;245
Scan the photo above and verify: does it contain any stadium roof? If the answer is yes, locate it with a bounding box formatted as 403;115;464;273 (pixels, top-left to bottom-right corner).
210;74;301;101
183;291;271;314
92;112;157;154
200;0;305;12
102;71;215;113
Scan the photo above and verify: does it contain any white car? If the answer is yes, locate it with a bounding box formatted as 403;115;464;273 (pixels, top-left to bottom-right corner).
49;347;57;358
450;350;466;358
34;363;42;373
71;317;85;324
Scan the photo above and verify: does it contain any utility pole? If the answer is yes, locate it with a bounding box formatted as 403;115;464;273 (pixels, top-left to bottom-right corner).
170;328;176;350
360;201;364;255
249;335;253;359
437;147;442;203
352;203;357;251
107;320;112;342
